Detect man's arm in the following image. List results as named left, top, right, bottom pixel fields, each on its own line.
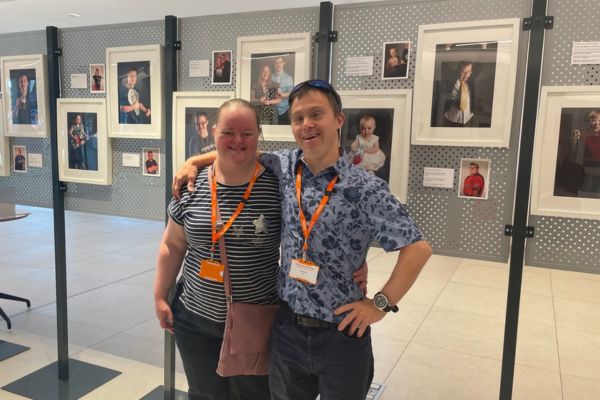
left=334, top=239, right=432, bottom=337
left=172, top=151, right=217, bottom=199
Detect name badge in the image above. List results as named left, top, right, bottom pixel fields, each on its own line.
left=289, top=258, right=320, bottom=285
left=199, top=259, right=224, bottom=283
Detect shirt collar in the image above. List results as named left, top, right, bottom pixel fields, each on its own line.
left=293, top=148, right=349, bottom=180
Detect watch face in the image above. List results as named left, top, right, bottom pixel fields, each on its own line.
left=374, top=294, right=388, bottom=309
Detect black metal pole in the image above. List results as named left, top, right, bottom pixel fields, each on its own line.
left=46, top=26, right=69, bottom=381
left=163, top=14, right=179, bottom=400
left=499, top=1, right=549, bottom=399
left=316, top=1, right=334, bottom=81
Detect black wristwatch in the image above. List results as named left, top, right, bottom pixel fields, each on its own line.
left=373, top=291, right=399, bottom=313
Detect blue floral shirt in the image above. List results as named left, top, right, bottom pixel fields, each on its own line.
left=261, top=149, right=424, bottom=323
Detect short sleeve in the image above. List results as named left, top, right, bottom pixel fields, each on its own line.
left=168, top=193, right=186, bottom=226
left=365, top=180, right=424, bottom=252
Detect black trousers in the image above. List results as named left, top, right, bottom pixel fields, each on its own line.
left=172, top=299, right=271, bottom=400
left=269, top=303, right=374, bottom=400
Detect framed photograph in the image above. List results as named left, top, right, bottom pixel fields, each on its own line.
left=1, top=54, right=49, bottom=137
left=12, top=145, right=27, bottom=173
left=382, top=41, right=410, bottom=80
left=0, top=101, right=8, bottom=176
left=106, top=45, right=163, bottom=139
left=236, top=32, right=311, bottom=141
left=172, top=91, right=234, bottom=172
left=531, top=86, right=600, bottom=220
left=458, top=158, right=491, bottom=199
left=339, top=90, right=412, bottom=203
left=411, top=19, right=520, bottom=147
left=142, top=147, right=160, bottom=177
left=212, top=50, right=232, bottom=85
left=89, top=63, right=105, bottom=93
left=57, top=99, right=111, bottom=185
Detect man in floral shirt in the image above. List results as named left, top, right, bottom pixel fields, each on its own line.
left=174, top=81, right=431, bottom=400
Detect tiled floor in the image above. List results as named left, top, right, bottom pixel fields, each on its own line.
left=1, top=206, right=599, bottom=399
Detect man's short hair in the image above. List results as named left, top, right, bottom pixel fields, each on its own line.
left=288, top=80, right=342, bottom=117
left=469, top=162, right=479, bottom=168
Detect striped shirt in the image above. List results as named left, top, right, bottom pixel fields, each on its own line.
left=169, top=166, right=281, bottom=323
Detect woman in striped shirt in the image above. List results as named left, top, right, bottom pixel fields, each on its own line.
left=154, top=99, right=280, bottom=400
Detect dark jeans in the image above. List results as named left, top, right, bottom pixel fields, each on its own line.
left=269, top=303, right=374, bottom=400
left=172, top=299, right=271, bottom=400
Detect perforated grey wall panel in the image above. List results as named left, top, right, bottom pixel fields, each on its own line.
left=526, top=0, right=600, bottom=273
left=60, top=22, right=165, bottom=219
left=0, top=31, right=53, bottom=207
left=333, top=0, right=531, bottom=262
left=179, top=8, right=319, bottom=153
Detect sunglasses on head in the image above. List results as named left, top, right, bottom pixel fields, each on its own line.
left=288, top=79, right=342, bottom=109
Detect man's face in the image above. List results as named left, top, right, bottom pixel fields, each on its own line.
left=147, top=151, right=153, bottom=160
left=195, top=115, right=208, bottom=134
left=274, top=58, right=285, bottom=73
left=290, top=89, right=344, bottom=164
left=460, top=64, right=473, bottom=82
left=17, top=149, right=22, bottom=156
left=18, top=75, right=28, bottom=95
left=127, top=70, right=137, bottom=88
left=469, top=164, right=479, bottom=175
left=590, top=115, right=600, bottom=132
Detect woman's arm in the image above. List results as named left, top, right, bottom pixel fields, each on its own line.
left=153, top=218, right=188, bottom=333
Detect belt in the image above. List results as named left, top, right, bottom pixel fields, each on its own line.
left=282, top=303, right=337, bottom=328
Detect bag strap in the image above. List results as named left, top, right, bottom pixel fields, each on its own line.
left=207, top=165, right=233, bottom=302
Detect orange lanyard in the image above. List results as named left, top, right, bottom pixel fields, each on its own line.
left=295, top=164, right=338, bottom=260
left=210, top=162, right=260, bottom=256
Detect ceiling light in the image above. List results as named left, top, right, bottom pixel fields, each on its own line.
left=67, top=13, right=82, bottom=18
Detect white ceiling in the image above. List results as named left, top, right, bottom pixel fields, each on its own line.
left=0, top=0, right=370, bottom=35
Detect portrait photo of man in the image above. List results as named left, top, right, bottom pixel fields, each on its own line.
left=185, top=107, right=217, bottom=158
left=553, top=107, right=600, bottom=199
left=458, top=159, right=491, bottom=199
left=249, top=52, right=295, bottom=125
left=9, top=69, right=38, bottom=125
left=117, top=61, right=152, bottom=124
left=143, top=148, right=160, bottom=177
left=13, top=145, right=27, bottom=173
left=430, top=42, right=497, bottom=128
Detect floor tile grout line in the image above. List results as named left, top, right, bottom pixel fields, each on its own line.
left=549, top=269, right=566, bottom=400
left=381, top=260, right=459, bottom=384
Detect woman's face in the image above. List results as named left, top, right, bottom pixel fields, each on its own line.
left=590, top=115, right=600, bottom=132
left=216, top=56, right=223, bottom=68
left=75, top=115, right=81, bottom=124
left=389, top=47, right=398, bottom=58
left=261, top=65, right=271, bottom=81
left=213, top=106, right=260, bottom=166
left=95, top=68, right=99, bottom=75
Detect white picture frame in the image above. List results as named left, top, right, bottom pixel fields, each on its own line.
left=12, top=145, right=27, bottom=173
left=0, top=100, right=8, bottom=176
left=382, top=41, right=411, bottom=80
left=339, top=90, right=413, bottom=203
left=89, top=63, right=105, bottom=94
left=172, top=91, right=234, bottom=172
left=412, top=18, right=520, bottom=147
left=57, top=98, right=112, bottom=185
left=1, top=54, right=49, bottom=137
left=531, top=86, right=600, bottom=220
left=236, top=32, right=311, bottom=142
left=142, top=147, right=160, bottom=177
left=106, top=44, right=164, bottom=139
left=211, top=50, right=232, bottom=85
left=458, top=158, right=491, bottom=200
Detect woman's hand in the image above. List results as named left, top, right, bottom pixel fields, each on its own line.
left=155, top=298, right=174, bottom=334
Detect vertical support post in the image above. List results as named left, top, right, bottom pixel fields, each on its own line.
left=499, top=1, right=549, bottom=399
left=46, top=25, right=69, bottom=381
left=316, top=1, right=334, bottom=81
left=163, top=14, right=179, bottom=400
